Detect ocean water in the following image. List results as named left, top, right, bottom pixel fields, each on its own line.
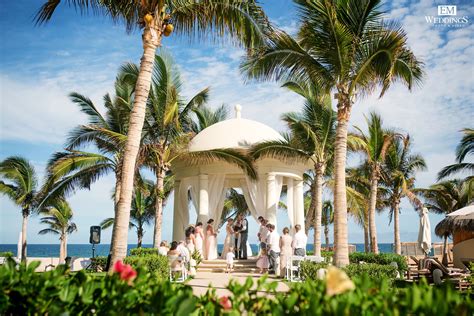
left=0, top=243, right=395, bottom=258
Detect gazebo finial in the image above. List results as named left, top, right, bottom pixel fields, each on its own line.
left=234, top=104, right=242, bottom=119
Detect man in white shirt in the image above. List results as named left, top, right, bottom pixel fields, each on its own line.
left=292, top=224, right=307, bottom=256
left=265, top=223, right=280, bottom=274
left=257, top=217, right=269, bottom=249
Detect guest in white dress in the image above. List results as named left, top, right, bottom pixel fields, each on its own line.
left=279, top=227, right=293, bottom=277
left=194, top=222, right=204, bottom=256
left=205, top=219, right=218, bottom=260
left=185, top=226, right=196, bottom=253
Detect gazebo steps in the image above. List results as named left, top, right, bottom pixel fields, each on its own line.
left=197, top=258, right=258, bottom=273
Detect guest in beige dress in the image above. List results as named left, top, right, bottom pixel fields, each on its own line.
left=279, top=227, right=293, bottom=277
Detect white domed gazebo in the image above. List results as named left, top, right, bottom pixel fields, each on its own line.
left=171, top=105, right=311, bottom=241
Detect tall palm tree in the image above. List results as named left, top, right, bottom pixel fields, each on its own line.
left=101, top=179, right=157, bottom=248
left=381, top=135, right=426, bottom=254
left=250, top=81, right=336, bottom=257
left=349, top=112, right=396, bottom=253
left=321, top=200, right=333, bottom=250
left=0, top=157, right=38, bottom=263
left=36, top=0, right=270, bottom=266
left=438, top=128, right=474, bottom=188
left=241, top=0, right=424, bottom=266
left=38, top=199, right=77, bottom=263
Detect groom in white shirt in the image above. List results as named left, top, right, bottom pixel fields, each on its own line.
left=265, top=223, right=280, bottom=274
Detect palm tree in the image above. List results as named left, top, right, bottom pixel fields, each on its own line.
left=241, top=0, right=424, bottom=266
left=0, top=157, right=38, bottom=262
left=191, top=104, right=229, bottom=133
left=349, top=112, right=396, bottom=253
left=438, top=128, right=473, bottom=187
left=101, top=179, right=156, bottom=248
left=41, top=73, right=134, bottom=210
left=417, top=179, right=472, bottom=215
left=39, top=199, right=77, bottom=263
left=36, top=0, right=270, bottom=266
left=321, top=200, right=333, bottom=250
left=381, top=135, right=426, bottom=254
left=250, top=81, right=336, bottom=257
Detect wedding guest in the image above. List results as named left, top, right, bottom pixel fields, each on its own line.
left=222, top=218, right=234, bottom=259
left=225, top=246, right=235, bottom=273
left=256, top=248, right=270, bottom=274
left=257, top=217, right=269, bottom=250
left=185, top=226, right=196, bottom=253
left=167, top=241, right=183, bottom=273
left=266, top=223, right=280, bottom=275
left=279, top=227, right=292, bottom=277
left=292, top=224, right=308, bottom=256
left=194, top=222, right=204, bottom=256
left=205, top=219, right=218, bottom=260
left=237, top=214, right=249, bottom=259
left=158, top=241, right=169, bottom=256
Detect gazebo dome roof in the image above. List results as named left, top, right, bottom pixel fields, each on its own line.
left=189, top=105, right=283, bottom=152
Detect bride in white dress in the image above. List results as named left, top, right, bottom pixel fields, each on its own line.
left=221, top=218, right=234, bottom=259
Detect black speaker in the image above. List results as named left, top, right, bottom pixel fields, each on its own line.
left=89, top=226, right=101, bottom=244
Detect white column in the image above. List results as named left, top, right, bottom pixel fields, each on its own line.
left=286, top=178, right=295, bottom=232
left=197, top=174, right=209, bottom=223
left=172, top=180, right=185, bottom=241
left=266, top=173, right=277, bottom=227
left=294, top=179, right=305, bottom=229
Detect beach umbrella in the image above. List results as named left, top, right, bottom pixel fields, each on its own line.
left=417, top=207, right=432, bottom=256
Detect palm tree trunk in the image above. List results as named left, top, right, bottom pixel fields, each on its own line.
left=110, top=27, right=161, bottom=268
left=64, top=234, right=68, bottom=260
left=324, top=224, right=330, bottom=250
left=368, top=173, right=379, bottom=253
left=313, top=167, right=324, bottom=258
left=21, top=210, right=28, bottom=263
left=137, top=227, right=143, bottom=248
left=333, top=102, right=351, bottom=267
left=393, top=200, right=401, bottom=255
left=153, top=168, right=165, bottom=248
left=364, top=209, right=370, bottom=252
left=59, top=235, right=65, bottom=263
left=306, top=182, right=316, bottom=233
left=108, top=172, right=122, bottom=255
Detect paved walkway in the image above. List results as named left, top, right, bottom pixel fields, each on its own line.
left=187, top=271, right=290, bottom=296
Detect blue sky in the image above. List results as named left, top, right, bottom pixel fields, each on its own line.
left=0, top=0, right=473, bottom=246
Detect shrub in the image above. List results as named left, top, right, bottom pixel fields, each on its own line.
left=129, top=247, right=158, bottom=256
left=123, top=254, right=169, bottom=279
left=300, top=261, right=329, bottom=280
left=349, top=252, right=408, bottom=273
left=343, top=263, right=398, bottom=280
left=0, top=259, right=472, bottom=315
left=88, top=256, right=108, bottom=272
left=0, top=252, right=14, bottom=257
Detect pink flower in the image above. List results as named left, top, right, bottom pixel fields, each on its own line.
left=113, top=260, right=137, bottom=285
left=219, top=296, right=232, bottom=310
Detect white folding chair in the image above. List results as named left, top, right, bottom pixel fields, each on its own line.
left=169, top=255, right=187, bottom=282
left=286, top=256, right=305, bottom=282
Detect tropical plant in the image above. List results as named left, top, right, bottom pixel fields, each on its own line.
left=220, top=189, right=250, bottom=226
left=349, top=112, right=397, bottom=253
left=242, top=0, right=424, bottom=266
left=101, top=179, right=156, bottom=248
left=250, top=81, right=336, bottom=257
left=438, top=128, right=474, bottom=189
left=0, top=157, right=38, bottom=262
left=321, top=200, right=333, bottom=250
left=381, top=135, right=426, bottom=254
left=38, top=199, right=77, bottom=263
left=417, top=179, right=472, bottom=215
left=36, top=0, right=271, bottom=266
left=191, top=104, right=229, bottom=133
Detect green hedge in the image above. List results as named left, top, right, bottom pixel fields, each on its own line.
left=129, top=247, right=158, bottom=256
left=123, top=254, right=169, bottom=279
left=349, top=252, right=408, bottom=273
left=88, top=256, right=108, bottom=272
left=300, top=262, right=399, bottom=281
left=0, top=252, right=14, bottom=258
left=1, top=259, right=472, bottom=315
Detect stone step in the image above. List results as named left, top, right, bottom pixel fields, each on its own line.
left=197, top=267, right=260, bottom=273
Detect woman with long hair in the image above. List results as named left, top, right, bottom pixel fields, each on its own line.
left=205, top=219, right=218, bottom=260
left=194, top=222, right=204, bottom=256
